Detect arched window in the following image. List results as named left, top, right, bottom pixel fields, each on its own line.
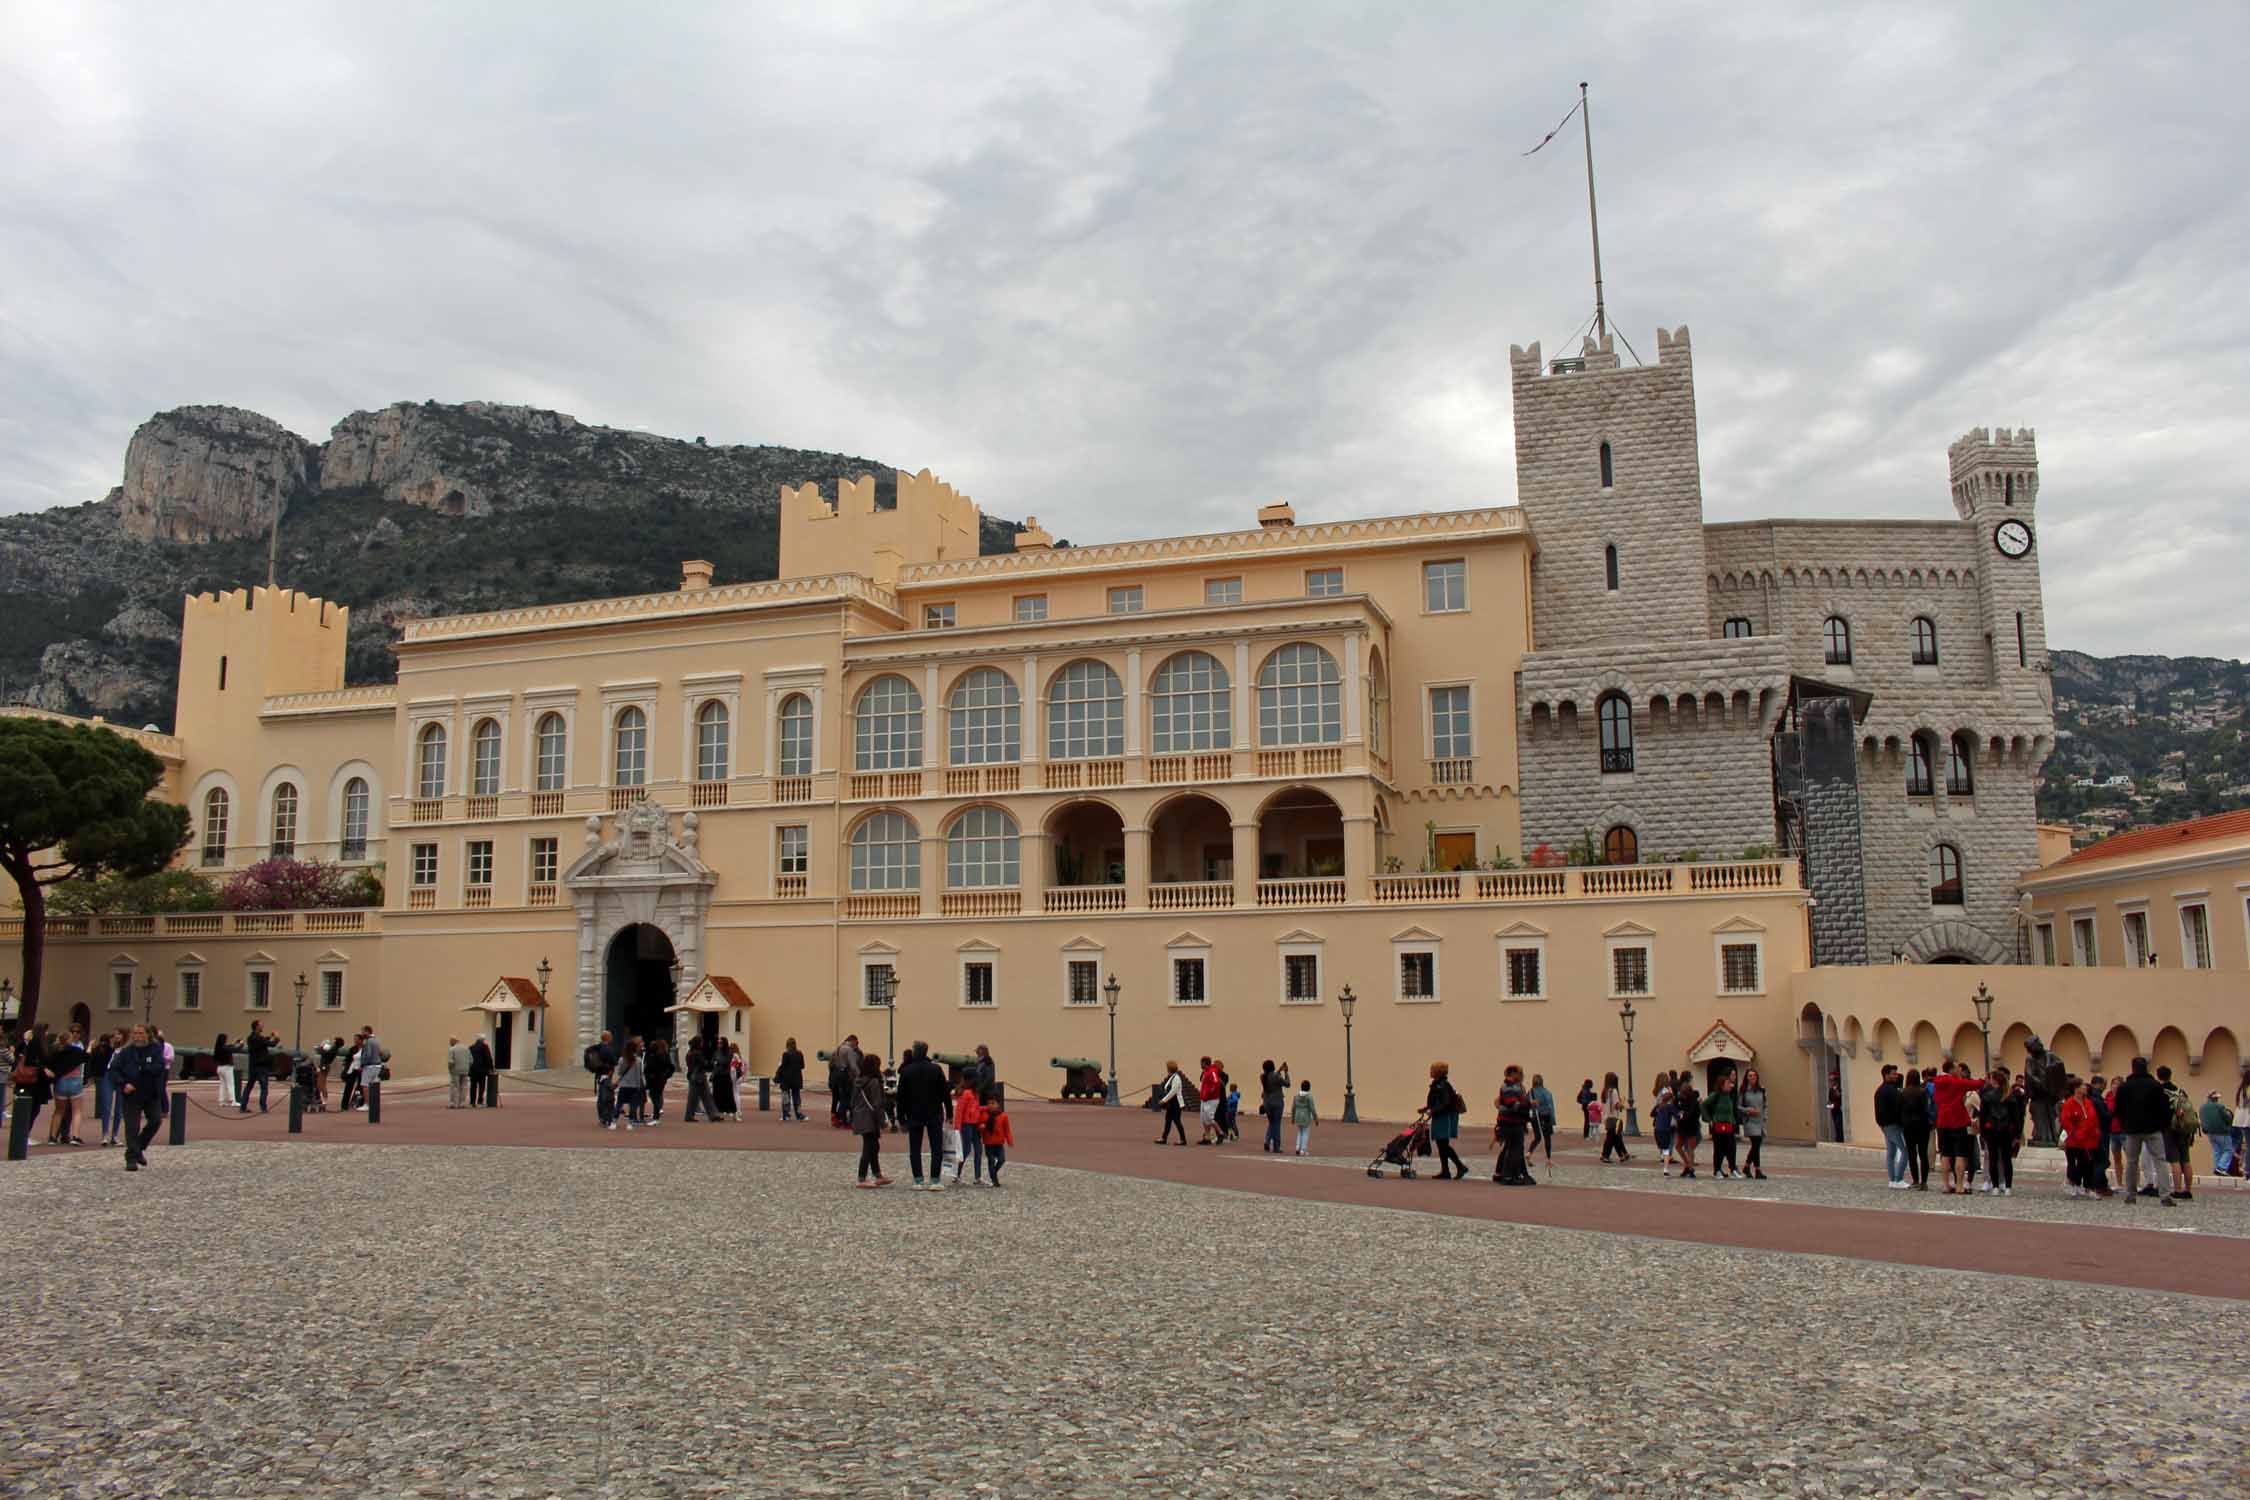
left=1930, top=843, right=1964, bottom=906
left=945, top=806, right=1020, bottom=888
left=1150, top=652, right=1229, bottom=752
left=1604, top=544, right=1620, bottom=592
left=1603, top=825, right=1638, bottom=865
left=947, top=668, right=1021, bottom=765
left=776, top=694, right=813, bottom=777
left=200, top=788, right=229, bottom=867
left=415, top=723, right=447, bottom=798
left=695, top=700, right=730, bottom=782
left=1911, top=616, right=1939, bottom=666
left=1946, top=732, right=1974, bottom=796
left=1256, top=643, right=1342, bottom=746
left=1906, top=734, right=1935, bottom=797
left=1823, top=616, right=1852, bottom=666
left=612, top=706, right=647, bottom=788
left=341, top=777, right=369, bottom=862
left=849, top=810, right=920, bottom=891
left=534, top=713, right=568, bottom=792
left=270, top=783, right=298, bottom=859
left=1597, top=693, right=1634, bottom=773
left=1599, top=440, right=1614, bottom=489
left=470, top=718, right=502, bottom=796
left=853, top=676, right=923, bottom=771
left=1722, top=617, right=1753, bottom=639
left=1046, top=660, right=1124, bottom=760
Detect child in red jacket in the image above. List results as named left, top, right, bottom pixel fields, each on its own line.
left=980, top=1090, right=1014, bottom=1187
left=952, top=1081, right=986, bottom=1185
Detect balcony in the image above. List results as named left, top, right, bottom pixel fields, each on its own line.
left=1600, top=748, right=1635, bottom=775
left=843, top=893, right=919, bottom=919
left=1429, top=757, right=1474, bottom=786
left=410, top=798, right=444, bottom=823
left=773, top=873, right=808, bottom=900
left=940, top=890, right=1022, bottom=917
left=608, top=787, right=644, bottom=810
left=0, top=910, right=381, bottom=940
left=528, top=883, right=560, bottom=908
left=1149, top=752, right=1233, bottom=784
left=772, top=776, right=815, bottom=804
left=944, top=765, right=1021, bottom=796
left=529, top=791, right=566, bottom=816
left=1367, top=861, right=1796, bottom=905
left=691, top=781, right=730, bottom=808
left=1149, top=880, right=1233, bottom=911
left=409, top=888, right=436, bottom=910
left=1257, top=877, right=1346, bottom=908
left=464, top=886, right=494, bottom=909
left=465, top=794, right=500, bottom=820
left=1043, top=885, right=1125, bottom=914
left=848, top=771, right=926, bottom=800
left=1043, top=759, right=1124, bottom=791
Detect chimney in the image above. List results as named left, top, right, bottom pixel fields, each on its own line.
left=680, top=559, right=714, bottom=592
left=1257, top=502, right=1296, bottom=528
left=1011, top=516, right=1053, bottom=552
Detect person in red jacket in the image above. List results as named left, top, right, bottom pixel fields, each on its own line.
left=2059, top=1078, right=2109, bottom=1198
left=1930, top=1061, right=1985, bottom=1195
left=952, top=1081, right=987, bottom=1186
left=1198, top=1056, right=1223, bottom=1144
left=980, top=1090, right=1014, bottom=1187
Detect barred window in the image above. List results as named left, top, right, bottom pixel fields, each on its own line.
left=1399, top=950, right=1436, bottom=1001
left=776, top=694, right=813, bottom=777
left=1504, top=946, right=1543, bottom=1000
left=320, top=971, right=345, bottom=1010
left=1172, top=957, right=1207, bottom=1004
left=470, top=718, right=502, bottom=796
left=534, top=713, right=568, bottom=791
left=1256, top=643, right=1342, bottom=746
left=1066, top=959, right=1100, bottom=1006
left=947, top=668, right=1021, bottom=765
left=945, top=806, right=1020, bottom=889
left=863, top=963, right=896, bottom=1007
left=179, top=971, right=202, bottom=1011
left=962, top=962, right=995, bottom=1007
left=1046, top=660, right=1124, bottom=760
left=247, top=971, right=272, bottom=1011
left=1150, top=651, right=1229, bottom=752
left=1720, top=942, right=1761, bottom=994
left=695, top=701, right=731, bottom=782
left=849, top=811, right=920, bottom=892
left=612, top=707, right=647, bottom=788
left=1283, top=953, right=1320, bottom=1004
left=416, top=723, right=448, bottom=798
left=1610, top=945, right=1650, bottom=996
left=853, top=676, right=923, bottom=771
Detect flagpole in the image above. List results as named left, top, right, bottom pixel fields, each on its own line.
left=1580, top=80, right=1606, bottom=345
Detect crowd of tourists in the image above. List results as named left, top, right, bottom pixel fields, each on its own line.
left=4, top=1022, right=172, bottom=1167
left=579, top=1030, right=751, bottom=1129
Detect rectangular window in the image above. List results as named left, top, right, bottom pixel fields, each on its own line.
left=1422, top=559, right=1467, bottom=612
left=1107, top=586, right=1144, bottom=615
left=1172, top=956, right=1207, bottom=1004
left=178, top=971, right=202, bottom=1011
left=2180, top=903, right=2212, bottom=969
left=1305, top=567, right=1344, bottom=597
left=2071, top=916, right=2097, bottom=966
left=1720, top=942, right=1761, bottom=994
left=466, top=840, right=494, bottom=887
left=411, top=843, right=438, bottom=887
left=2123, top=909, right=2150, bottom=968
left=247, top=971, right=272, bottom=1011
left=862, top=963, right=895, bottom=1008
left=777, top=825, right=809, bottom=875
left=1722, top=617, right=1753, bottom=639
left=320, top=970, right=345, bottom=1010
left=1283, top=952, right=1320, bottom=1004
left=924, top=603, right=956, bottom=629
left=1399, top=950, right=1436, bottom=1001
left=1610, top=945, right=1650, bottom=997
left=1066, top=959, right=1100, bottom=1007
left=111, top=972, right=133, bottom=1011
left=962, top=961, right=995, bottom=1007
left=1429, top=685, right=1472, bottom=759
left=1204, top=577, right=1243, bottom=606
left=2016, top=611, right=2027, bottom=668
left=1504, top=946, right=1544, bottom=1000
left=530, top=836, right=559, bottom=885
left=1013, top=595, right=1048, bottom=623
left=2035, top=922, right=2057, bottom=966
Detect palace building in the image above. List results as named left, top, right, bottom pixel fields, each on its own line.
left=9, top=321, right=2128, bottom=1134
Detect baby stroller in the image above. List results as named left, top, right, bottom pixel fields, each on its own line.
left=1367, top=1111, right=1433, bottom=1179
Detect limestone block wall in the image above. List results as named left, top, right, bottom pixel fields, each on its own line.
left=1857, top=741, right=2041, bottom=963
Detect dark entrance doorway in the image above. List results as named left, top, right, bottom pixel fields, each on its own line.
left=605, top=924, right=677, bottom=1046
left=70, top=1002, right=92, bottom=1038
left=492, top=1011, right=515, bottom=1070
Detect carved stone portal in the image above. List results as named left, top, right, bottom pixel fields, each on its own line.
left=562, top=802, right=717, bottom=1058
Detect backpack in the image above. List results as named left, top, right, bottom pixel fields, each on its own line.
left=2167, top=1086, right=2198, bottom=1139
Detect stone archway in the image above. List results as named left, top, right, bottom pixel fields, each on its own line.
left=563, top=801, right=717, bottom=1058
left=1898, top=919, right=2009, bottom=965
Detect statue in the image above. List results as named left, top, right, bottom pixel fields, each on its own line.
left=2022, top=1034, right=2066, bottom=1146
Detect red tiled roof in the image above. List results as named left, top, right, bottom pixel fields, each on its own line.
left=704, top=975, right=755, bottom=1008
left=492, top=976, right=548, bottom=1008
left=2049, top=808, right=2250, bottom=870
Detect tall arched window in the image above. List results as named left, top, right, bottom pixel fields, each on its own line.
left=1597, top=693, right=1634, bottom=773
left=1367, top=649, right=1389, bottom=757
left=1603, top=825, right=1637, bottom=865
left=470, top=718, right=502, bottom=797
left=1946, top=732, right=1975, bottom=796
left=695, top=700, right=731, bottom=782
left=946, top=806, right=1020, bottom=888
left=1046, top=660, right=1124, bottom=760
left=1929, top=843, right=1964, bottom=906
left=776, top=693, right=813, bottom=776
left=200, top=788, right=229, bottom=867
left=415, top=723, right=447, bottom=798
left=1906, top=733, right=1935, bottom=797
left=1150, top=652, right=1229, bottom=752
left=270, top=783, right=298, bottom=859
left=341, top=777, right=369, bottom=862
left=947, top=668, right=1021, bottom=765
left=534, top=712, right=568, bottom=791
left=1256, top=643, right=1342, bottom=746
left=853, top=676, right=923, bottom=771
left=612, top=707, right=648, bottom=788
left=1604, top=544, right=1620, bottom=592
left=1911, top=616, right=1939, bottom=666
left=1823, top=616, right=1852, bottom=666
left=1599, top=440, right=1614, bottom=489
left=849, top=810, right=920, bottom=891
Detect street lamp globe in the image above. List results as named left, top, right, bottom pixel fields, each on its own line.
left=1102, top=973, right=1121, bottom=1016
left=536, top=956, right=553, bottom=997
left=1971, top=983, right=1994, bottom=1030
left=1619, top=1000, right=1637, bottom=1039
left=1337, top=984, right=1357, bottom=1022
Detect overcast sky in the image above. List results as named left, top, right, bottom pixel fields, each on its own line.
left=4, top=3, right=2245, bottom=656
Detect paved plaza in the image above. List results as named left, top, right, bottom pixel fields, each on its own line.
left=6, top=1104, right=2248, bottom=1498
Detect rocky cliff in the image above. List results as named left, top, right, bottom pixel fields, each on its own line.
left=1, top=401, right=1024, bottom=728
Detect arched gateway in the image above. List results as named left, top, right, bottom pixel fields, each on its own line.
left=564, top=801, right=717, bottom=1054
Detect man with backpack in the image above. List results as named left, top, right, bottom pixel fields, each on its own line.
left=583, top=1030, right=617, bottom=1129
left=2157, top=1064, right=2198, bottom=1201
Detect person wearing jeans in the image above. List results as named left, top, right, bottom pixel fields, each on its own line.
left=1155, top=1063, right=1189, bottom=1146
left=1873, top=1066, right=1907, bottom=1188
left=1291, top=1080, right=1318, bottom=1156
left=895, top=1042, right=950, bottom=1189
left=2113, top=1057, right=2175, bottom=1206
left=776, top=1038, right=806, bottom=1122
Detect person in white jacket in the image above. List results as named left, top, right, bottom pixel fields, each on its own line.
left=1155, top=1060, right=1189, bottom=1146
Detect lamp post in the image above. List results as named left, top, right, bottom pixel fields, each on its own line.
left=1972, top=982, right=1995, bottom=1074
left=291, top=972, right=308, bottom=1058
left=1338, top=983, right=1359, bottom=1124
left=1619, top=999, right=1640, bottom=1136
left=535, top=956, right=552, bottom=1070
left=1102, top=973, right=1121, bottom=1106
left=141, top=974, right=157, bottom=1028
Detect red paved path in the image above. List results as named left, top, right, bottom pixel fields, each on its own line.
left=30, top=1077, right=2246, bottom=1301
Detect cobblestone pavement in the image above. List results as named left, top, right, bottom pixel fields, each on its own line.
left=6, top=1144, right=2246, bottom=1499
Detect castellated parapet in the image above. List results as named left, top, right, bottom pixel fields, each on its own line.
left=1947, top=426, right=2039, bottom=520
left=778, top=467, right=981, bottom=586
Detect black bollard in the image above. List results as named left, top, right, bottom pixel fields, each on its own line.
left=758, top=1075, right=771, bottom=1113
left=366, top=1080, right=380, bottom=1125
left=485, top=1071, right=499, bottom=1108
left=288, top=1083, right=305, bottom=1134
left=6, top=1098, right=30, bottom=1161
left=168, top=1089, right=187, bottom=1146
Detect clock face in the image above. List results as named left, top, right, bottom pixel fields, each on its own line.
left=1994, top=519, right=2034, bottom=558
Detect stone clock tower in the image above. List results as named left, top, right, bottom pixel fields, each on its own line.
left=1947, top=427, right=2051, bottom=717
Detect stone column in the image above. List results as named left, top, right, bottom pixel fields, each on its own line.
left=1021, top=655, right=1042, bottom=770
left=1343, top=633, right=1363, bottom=744
left=1233, top=642, right=1253, bottom=754
left=920, top=833, right=943, bottom=916
left=1124, top=648, right=1143, bottom=759
left=922, top=665, right=941, bottom=777
left=1124, top=825, right=1151, bottom=910
left=1232, top=820, right=1261, bottom=909
left=1342, top=813, right=1376, bottom=904
left=1019, top=828, right=1047, bottom=913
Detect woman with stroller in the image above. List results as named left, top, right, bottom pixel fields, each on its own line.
left=1427, top=1062, right=1469, bottom=1180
